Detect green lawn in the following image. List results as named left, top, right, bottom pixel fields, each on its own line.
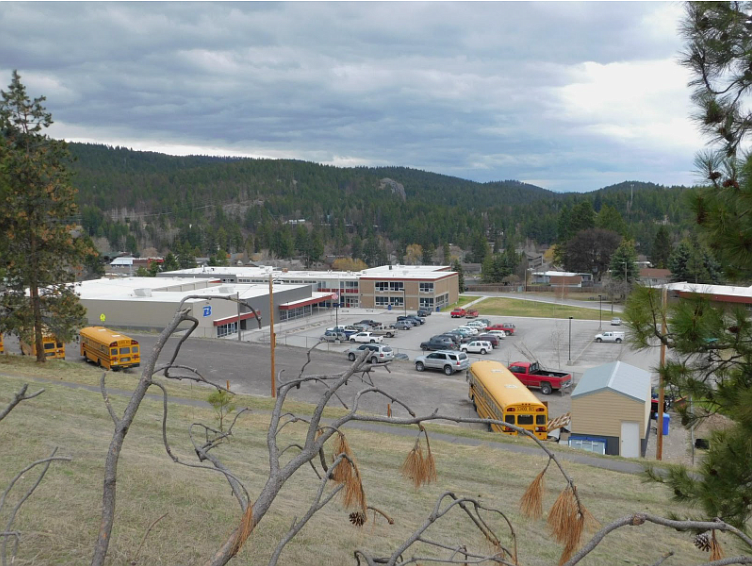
left=473, top=296, right=606, bottom=320
left=441, top=295, right=480, bottom=311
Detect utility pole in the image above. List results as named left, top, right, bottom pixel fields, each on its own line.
left=657, top=285, right=667, bottom=460
left=269, top=273, right=276, bottom=398
left=567, top=316, right=573, bottom=365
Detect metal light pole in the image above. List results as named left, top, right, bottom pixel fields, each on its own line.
left=402, top=288, right=407, bottom=316
left=567, top=316, right=573, bottom=365
left=598, top=294, right=602, bottom=330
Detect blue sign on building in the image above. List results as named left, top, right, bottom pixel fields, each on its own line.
left=203, top=305, right=212, bottom=317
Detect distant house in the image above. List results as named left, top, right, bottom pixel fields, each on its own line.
left=639, top=268, right=671, bottom=286
left=532, top=271, right=592, bottom=288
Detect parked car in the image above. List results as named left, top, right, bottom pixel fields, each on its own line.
left=456, top=326, right=479, bottom=336
left=437, top=333, right=463, bottom=346
left=611, top=317, right=622, bottom=326
left=345, top=344, right=394, bottom=364
left=349, top=332, right=383, bottom=344
left=405, top=315, right=425, bottom=325
left=414, top=350, right=470, bottom=375
left=321, top=330, right=347, bottom=342
left=475, top=318, right=492, bottom=327
left=475, top=333, right=500, bottom=347
left=417, top=307, right=432, bottom=317
left=465, top=309, right=479, bottom=318
left=460, top=340, right=493, bottom=355
left=420, top=336, right=458, bottom=351
left=466, top=320, right=487, bottom=329
left=351, top=323, right=371, bottom=331
left=390, top=320, right=413, bottom=330
left=450, top=308, right=467, bottom=318
left=486, top=324, right=516, bottom=336
left=594, top=331, right=625, bottom=343
left=358, top=319, right=381, bottom=328
left=326, top=325, right=360, bottom=338
left=394, top=352, right=410, bottom=361
left=484, top=330, right=507, bottom=340
left=508, top=361, right=572, bottom=395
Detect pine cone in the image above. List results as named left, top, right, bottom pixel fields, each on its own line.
left=349, top=511, right=366, bottom=527
left=694, top=531, right=712, bottom=552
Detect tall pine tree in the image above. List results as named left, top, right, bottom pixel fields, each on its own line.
left=0, top=71, right=91, bottom=361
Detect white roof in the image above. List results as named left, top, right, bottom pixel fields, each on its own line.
left=572, top=361, right=650, bottom=403
left=110, top=257, right=135, bottom=266
left=664, top=282, right=752, bottom=299
left=163, top=264, right=456, bottom=281
left=534, top=271, right=580, bottom=277
left=74, top=277, right=307, bottom=303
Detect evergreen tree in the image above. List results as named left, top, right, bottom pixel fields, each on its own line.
left=0, top=71, right=91, bottom=361
left=624, top=3, right=752, bottom=527
left=421, top=243, right=435, bottom=265
left=569, top=200, right=596, bottom=234
left=595, top=204, right=628, bottom=237
left=162, top=252, right=179, bottom=272
left=608, top=240, right=639, bottom=283
left=668, top=239, right=722, bottom=284
left=650, top=225, right=672, bottom=269
left=452, top=259, right=465, bottom=292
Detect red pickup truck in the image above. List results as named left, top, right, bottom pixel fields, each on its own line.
left=450, top=308, right=467, bottom=318
left=508, top=361, right=572, bottom=395
left=486, top=323, right=516, bottom=336
left=465, top=309, right=479, bottom=318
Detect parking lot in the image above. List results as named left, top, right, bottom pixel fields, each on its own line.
left=263, top=307, right=662, bottom=421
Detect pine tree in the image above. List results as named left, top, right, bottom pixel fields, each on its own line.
left=608, top=240, right=638, bottom=283
left=650, top=225, right=672, bottom=269
left=0, top=71, right=91, bottom=361
left=452, top=259, right=465, bottom=292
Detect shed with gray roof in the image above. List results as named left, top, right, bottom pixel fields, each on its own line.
left=569, top=361, right=652, bottom=458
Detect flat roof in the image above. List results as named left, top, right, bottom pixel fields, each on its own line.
left=75, top=277, right=307, bottom=303
left=163, top=264, right=456, bottom=281
left=664, top=282, right=752, bottom=299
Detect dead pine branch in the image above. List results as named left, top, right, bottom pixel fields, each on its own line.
left=0, top=383, right=44, bottom=423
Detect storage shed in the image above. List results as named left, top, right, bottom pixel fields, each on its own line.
left=569, top=361, right=651, bottom=458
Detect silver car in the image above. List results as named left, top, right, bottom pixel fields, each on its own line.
left=414, top=350, right=470, bottom=375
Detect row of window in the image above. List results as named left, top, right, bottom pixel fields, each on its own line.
left=375, top=296, right=404, bottom=306
left=375, top=281, right=404, bottom=292
left=279, top=304, right=313, bottom=321
left=217, top=322, right=238, bottom=338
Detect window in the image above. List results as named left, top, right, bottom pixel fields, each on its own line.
left=536, top=414, right=547, bottom=425
left=375, top=297, right=389, bottom=306
left=435, top=293, right=449, bottom=307
left=504, top=414, right=515, bottom=424
left=279, top=305, right=311, bottom=321
left=217, top=322, right=238, bottom=338
left=110, top=349, right=117, bottom=356
left=389, top=296, right=403, bottom=306
left=568, top=437, right=606, bottom=455
left=375, top=281, right=404, bottom=292
left=419, top=297, right=435, bottom=308
left=119, top=347, right=131, bottom=355
left=419, top=282, right=434, bottom=293
left=132, top=346, right=139, bottom=354
left=517, top=414, right=534, bottom=425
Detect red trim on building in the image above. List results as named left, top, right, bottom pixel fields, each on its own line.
left=675, top=291, right=752, bottom=304
left=279, top=294, right=336, bottom=310
left=358, top=273, right=456, bottom=282
left=213, top=312, right=262, bottom=326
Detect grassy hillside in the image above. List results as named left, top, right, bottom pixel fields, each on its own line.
left=0, top=356, right=705, bottom=565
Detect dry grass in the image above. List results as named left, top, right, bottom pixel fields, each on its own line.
left=441, top=296, right=480, bottom=311
left=0, top=368, right=709, bottom=566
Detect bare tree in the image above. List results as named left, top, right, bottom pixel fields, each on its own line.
left=90, top=295, right=752, bottom=566
left=0, top=384, right=70, bottom=566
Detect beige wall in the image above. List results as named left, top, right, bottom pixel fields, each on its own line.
left=571, top=389, right=649, bottom=439
left=358, top=273, right=459, bottom=310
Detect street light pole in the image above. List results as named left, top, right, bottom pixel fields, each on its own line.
left=598, top=294, right=602, bottom=330
left=402, top=288, right=407, bottom=316
left=568, top=316, right=573, bottom=365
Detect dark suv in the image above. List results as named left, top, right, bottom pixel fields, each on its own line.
left=420, top=336, right=457, bottom=351
left=417, top=307, right=432, bottom=317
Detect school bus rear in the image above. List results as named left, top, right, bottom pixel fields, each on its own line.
left=80, top=326, right=140, bottom=370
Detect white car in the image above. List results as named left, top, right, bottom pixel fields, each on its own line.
left=466, top=320, right=487, bottom=329
left=485, top=330, right=506, bottom=340
left=460, top=340, right=493, bottom=355
left=349, top=332, right=383, bottom=344
left=457, top=326, right=479, bottom=336
left=611, top=318, right=622, bottom=326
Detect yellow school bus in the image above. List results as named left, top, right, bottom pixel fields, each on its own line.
left=20, top=333, right=66, bottom=359
left=468, top=360, right=548, bottom=440
left=80, top=326, right=141, bottom=371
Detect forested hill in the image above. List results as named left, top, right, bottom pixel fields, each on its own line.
left=67, top=143, right=693, bottom=262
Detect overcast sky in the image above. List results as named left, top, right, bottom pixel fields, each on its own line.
left=0, top=2, right=701, bottom=192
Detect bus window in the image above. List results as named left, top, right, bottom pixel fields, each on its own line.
left=132, top=346, right=139, bottom=354
left=536, top=414, right=547, bottom=425
left=110, top=349, right=117, bottom=356
left=504, top=414, right=515, bottom=424
left=44, top=343, right=55, bottom=350
left=119, top=347, right=130, bottom=355
left=518, top=414, right=533, bottom=425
